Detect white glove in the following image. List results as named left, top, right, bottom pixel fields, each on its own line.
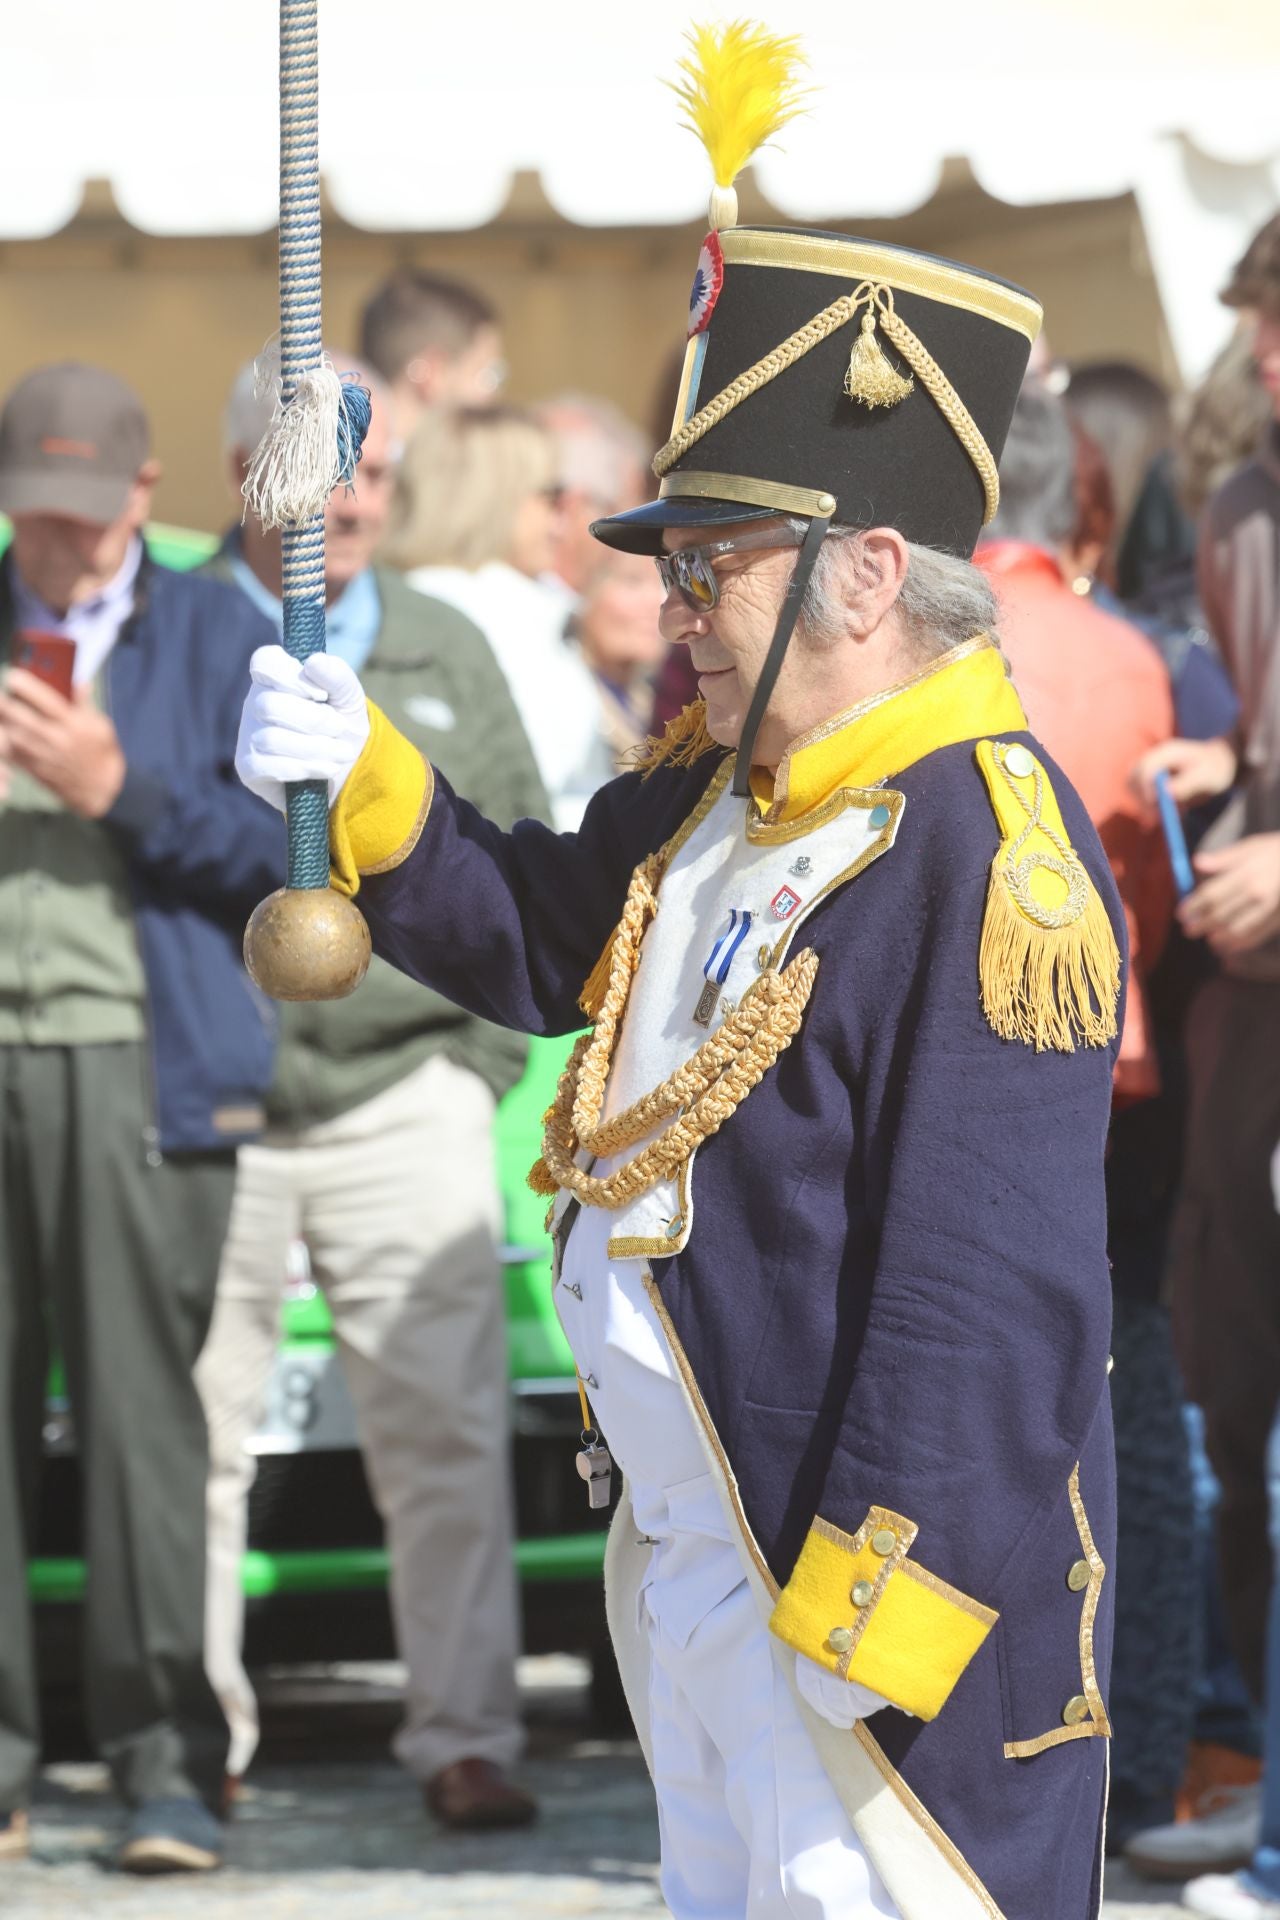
left=795, top=1654, right=891, bottom=1729
left=236, top=645, right=371, bottom=814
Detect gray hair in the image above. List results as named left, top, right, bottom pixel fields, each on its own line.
left=533, top=393, right=649, bottom=510
left=797, top=521, right=1000, bottom=662
left=985, top=381, right=1078, bottom=549
left=223, top=351, right=389, bottom=458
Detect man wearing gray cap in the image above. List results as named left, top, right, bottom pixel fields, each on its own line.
left=0, top=363, right=284, bottom=1873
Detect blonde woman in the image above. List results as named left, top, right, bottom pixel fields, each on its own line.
left=382, top=406, right=612, bottom=830
left=575, top=547, right=668, bottom=773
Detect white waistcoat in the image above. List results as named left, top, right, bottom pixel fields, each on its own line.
left=576, top=759, right=903, bottom=1260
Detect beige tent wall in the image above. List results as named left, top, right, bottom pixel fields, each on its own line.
left=0, top=165, right=1174, bottom=533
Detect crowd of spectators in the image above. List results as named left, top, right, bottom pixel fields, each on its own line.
left=1, top=212, right=1279, bottom=1909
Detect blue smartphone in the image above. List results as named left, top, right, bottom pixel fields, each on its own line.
left=1154, top=770, right=1196, bottom=898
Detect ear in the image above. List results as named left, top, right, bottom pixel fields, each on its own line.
left=406, top=351, right=444, bottom=401
left=844, top=527, right=910, bottom=637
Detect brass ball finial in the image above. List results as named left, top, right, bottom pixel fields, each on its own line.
left=244, top=886, right=372, bottom=1002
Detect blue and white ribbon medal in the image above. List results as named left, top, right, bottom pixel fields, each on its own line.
left=693, top=908, right=753, bottom=1027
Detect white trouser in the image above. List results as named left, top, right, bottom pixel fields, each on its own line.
left=196, top=1053, right=522, bottom=1781
left=644, top=1532, right=900, bottom=1920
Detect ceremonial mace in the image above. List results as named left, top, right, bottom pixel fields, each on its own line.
left=242, top=0, right=373, bottom=1002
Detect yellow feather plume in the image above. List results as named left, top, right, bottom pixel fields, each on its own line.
left=667, top=19, right=811, bottom=209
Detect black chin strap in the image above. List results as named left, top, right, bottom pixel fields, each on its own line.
left=731, top=511, right=833, bottom=798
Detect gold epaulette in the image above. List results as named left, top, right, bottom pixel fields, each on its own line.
left=975, top=740, right=1120, bottom=1053
left=631, top=698, right=719, bottom=778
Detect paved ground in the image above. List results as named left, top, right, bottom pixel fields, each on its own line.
left=7, top=1658, right=1191, bottom=1918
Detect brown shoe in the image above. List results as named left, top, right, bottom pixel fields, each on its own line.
left=0, top=1810, right=29, bottom=1862
left=424, top=1759, right=537, bottom=1831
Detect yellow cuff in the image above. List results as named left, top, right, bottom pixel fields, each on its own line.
left=329, top=700, right=433, bottom=898
left=769, top=1507, right=998, bottom=1722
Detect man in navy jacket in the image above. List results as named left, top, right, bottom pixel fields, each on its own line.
left=238, top=226, right=1125, bottom=1917
left=0, top=365, right=283, bottom=1874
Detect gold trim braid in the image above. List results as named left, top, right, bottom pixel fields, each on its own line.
left=654, top=285, right=866, bottom=475
left=854, top=1724, right=1009, bottom=1919
left=1002, top=1462, right=1111, bottom=1759
left=875, top=299, right=1000, bottom=524
left=720, top=229, right=1042, bottom=344
left=531, top=855, right=819, bottom=1209
left=653, top=283, right=1000, bottom=525
left=642, top=1267, right=779, bottom=1597
left=658, top=470, right=836, bottom=518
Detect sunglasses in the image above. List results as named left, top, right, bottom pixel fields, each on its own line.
left=655, top=525, right=805, bottom=613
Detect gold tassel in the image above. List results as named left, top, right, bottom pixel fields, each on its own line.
left=979, top=858, right=1121, bottom=1053
left=844, top=307, right=914, bottom=410
left=527, top=1156, right=559, bottom=1197
left=630, top=698, right=719, bottom=778
left=578, top=931, right=620, bottom=1022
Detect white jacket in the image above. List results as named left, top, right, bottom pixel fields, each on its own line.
left=406, top=562, right=613, bottom=832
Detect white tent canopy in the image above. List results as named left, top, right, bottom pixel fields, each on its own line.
left=3, top=0, right=1278, bottom=376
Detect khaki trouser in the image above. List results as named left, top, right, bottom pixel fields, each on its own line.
left=196, top=1053, right=523, bottom=1780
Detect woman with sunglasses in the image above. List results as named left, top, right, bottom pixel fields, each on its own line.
left=237, top=210, right=1126, bottom=1920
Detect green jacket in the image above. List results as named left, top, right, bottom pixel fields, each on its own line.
left=206, top=554, right=551, bottom=1127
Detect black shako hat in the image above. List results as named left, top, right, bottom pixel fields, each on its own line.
left=593, top=226, right=1042, bottom=561
left=590, top=21, right=1043, bottom=793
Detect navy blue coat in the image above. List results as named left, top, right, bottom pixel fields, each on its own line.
left=360, top=731, right=1122, bottom=1919
left=2, top=554, right=286, bottom=1152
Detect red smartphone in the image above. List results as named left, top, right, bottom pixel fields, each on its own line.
left=13, top=630, right=76, bottom=700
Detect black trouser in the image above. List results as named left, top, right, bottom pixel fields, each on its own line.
left=1171, top=976, right=1280, bottom=1702
left=1108, top=1293, right=1198, bottom=1805
left=0, top=1043, right=231, bottom=1813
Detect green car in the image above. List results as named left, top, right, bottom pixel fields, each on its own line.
left=26, top=525, right=616, bottom=1707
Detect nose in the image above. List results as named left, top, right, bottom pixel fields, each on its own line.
left=657, top=578, right=710, bottom=648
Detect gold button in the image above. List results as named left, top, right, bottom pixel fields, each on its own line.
left=871, top=1528, right=897, bottom=1556
left=1003, top=743, right=1035, bottom=779
left=1062, top=1694, right=1090, bottom=1726
left=828, top=1626, right=855, bottom=1653
left=851, top=1579, right=875, bottom=1608
left=816, top=492, right=837, bottom=515
left=757, top=944, right=772, bottom=969
left=1067, top=1559, right=1091, bottom=1593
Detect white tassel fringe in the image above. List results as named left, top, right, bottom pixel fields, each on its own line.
left=241, top=353, right=345, bottom=531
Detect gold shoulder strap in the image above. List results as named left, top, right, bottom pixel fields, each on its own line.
left=975, top=740, right=1120, bottom=1053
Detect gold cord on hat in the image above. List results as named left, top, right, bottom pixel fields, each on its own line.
left=653, top=281, right=1001, bottom=525
left=843, top=284, right=914, bottom=408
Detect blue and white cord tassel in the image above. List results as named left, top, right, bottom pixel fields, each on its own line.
left=242, top=354, right=372, bottom=531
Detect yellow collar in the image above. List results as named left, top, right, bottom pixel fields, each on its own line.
left=749, top=635, right=1026, bottom=824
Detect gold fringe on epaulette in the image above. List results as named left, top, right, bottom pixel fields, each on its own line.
left=631, top=699, right=718, bottom=778
left=979, top=860, right=1120, bottom=1053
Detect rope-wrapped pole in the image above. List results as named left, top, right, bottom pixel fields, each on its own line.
left=277, top=0, right=328, bottom=889
left=243, top=0, right=372, bottom=1001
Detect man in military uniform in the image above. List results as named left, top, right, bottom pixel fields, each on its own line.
left=235, top=83, right=1124, bottom=1920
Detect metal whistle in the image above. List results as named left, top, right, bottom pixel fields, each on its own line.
left=575, top=1441, right=614, bottom=1511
